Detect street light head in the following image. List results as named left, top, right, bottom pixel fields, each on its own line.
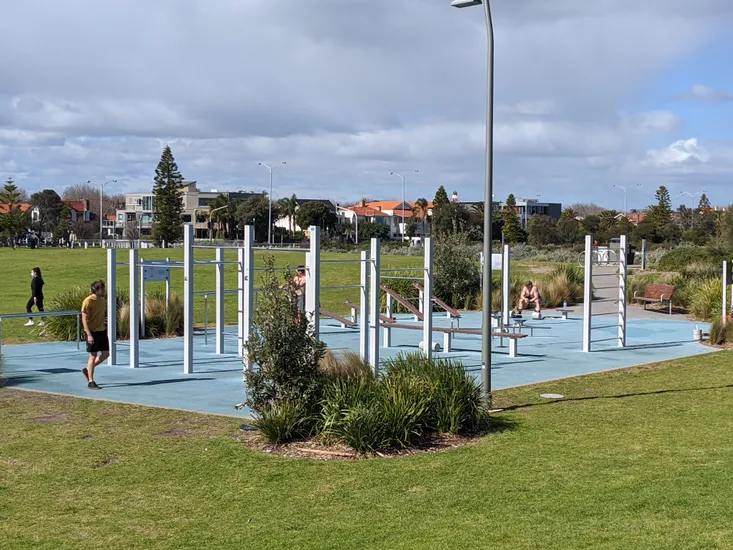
left=281, top=161, right=286, bottom=165
left=414, top=169, right=419, bottom=173
left=451, top=0, right=482, bottom=7
left=258, top=162, right=262, bottom=166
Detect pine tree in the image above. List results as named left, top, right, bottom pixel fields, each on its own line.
left=698, top=193, right=711, bottom=211
left=434, top=186, right=450, bottom=208
left=649, top=185, right=672, bottom=228
left=502, top=194, right=523, bottom=244
left=0, top=178, right=28, bottom=240
left=152, top=146, right=185, bottom=245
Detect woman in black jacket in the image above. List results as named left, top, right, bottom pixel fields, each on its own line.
left=25, top=267, right=45, bottom=326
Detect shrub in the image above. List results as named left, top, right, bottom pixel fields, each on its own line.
left=244, top=256, right=327, bottom=420
left=320, top=376, right=384, bottom=450
left=434, top=233, right=481, bottom=309
left=688, top=279, right=722, bottom=322
left=657, top=247, right=716, bottom=273
left=43, top=285, right=89, bottom=341
left=682, top=261, right=721, bottom=280
left=319, top=350, right=372, bottom=381
left=118, top=303, right=131, bottom=339
left=708, top=318, right=726, bottom=346
left=253, top=399, right=314, bottom=444
left=380, top=373, right=430, bottom=447
left=117, top=293, right=184, bottom=339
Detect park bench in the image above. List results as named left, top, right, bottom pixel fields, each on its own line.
left=380, top=322, right=527, bottom=358
left=554, top=308, right=574, bottom=320
left=319, top=308, right=357, bottom=329
left=413, top=282, right=461, bottom=320
left=381, top=285, right=423, bottom=321
left=632, top=283, right=675, bottom=315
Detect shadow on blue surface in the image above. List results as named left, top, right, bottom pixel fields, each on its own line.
left=1, top=312, right=716, bottom=417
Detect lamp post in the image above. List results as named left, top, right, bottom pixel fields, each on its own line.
left=209, top=205, right=228, bottom=240
left=258, top=161, right=286, bottom=246
left=336, top=205, right=358, bottom=244
left=451, top=0, right=494, bottom=403
left=90, top=179, right=117, bottom=243
left=391, top=169, right=419, bottom=241
left=612, top=184, right=641, bottom=216
left=679, top=191, right=705, bottom=229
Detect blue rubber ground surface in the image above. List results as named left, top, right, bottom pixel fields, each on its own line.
left=1, top=312, right=714, bottom=418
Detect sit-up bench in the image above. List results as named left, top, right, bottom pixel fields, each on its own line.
left=320, top=308, right=357, bottom=329
left=380, top=322, right=527, bottom=358
left=344, top=299, right=397, bottom=324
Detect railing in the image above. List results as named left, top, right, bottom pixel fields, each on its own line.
left=0, top=310, right=82, bottom=355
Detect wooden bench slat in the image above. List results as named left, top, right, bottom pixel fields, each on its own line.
left=320, top=308, right=356, bottom=328
left=345, top=300, right=397, bottom=323
left=381, top=285, right=424, bottom=320
left=380, top=323, right=526, bottom=339
left=413, top=282, right=461, bottom=318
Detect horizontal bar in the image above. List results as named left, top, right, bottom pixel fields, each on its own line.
left=381, top=276, right=424, bottom=281
left=253, top=267, right=296, bottom=272
left=0, top=310, right=79, bottom=320
left=591, top=337, right=620, bottom=343
left=193, top=260, right=241, bottom=265
left=590, top=324, right=622, bottom=330
left=592, top=273, right=619, bottom=277
left=594, top=286, right=619, bottom=290
left=252, top=247, right=308, bottom=252
left=114, top=341, right=131, bottom=346
left=194, top=290, right=239, bottom=296
left=319, top=259, right=366, bottom=264
left=591, top=311, right=620, bottom=317
left=192, top=245, right=243, bottom=249
left=321, top=285, right=363, bottom=291
left=137, top=262, right=184, bottom=268
left=115, top=262, right=130, bottom=266
left=381, top=268, right=426, bottom=273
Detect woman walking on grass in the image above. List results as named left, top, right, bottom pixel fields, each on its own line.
left=25, top=267, right=44, bottom=327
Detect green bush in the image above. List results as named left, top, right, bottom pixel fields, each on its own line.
left=320, top=376, right=384, bottom=451
left=253, top=399, right=315, bottom=444
left=319, top=350, right=372, bottom=381
left=657, top=248, right=719, bottom=273
left=688, top=279, right=723, bottom=322
left=380, top=373, right=430, bottom=448
left=43, top=285, right=89, bottom=341
left=244, top=256, right=327, bottom=424
left=708, top=318, right=726, bottom=346
left=682, top=261, right=721, bottom=280
left=434, top=233, right=481, bottom=309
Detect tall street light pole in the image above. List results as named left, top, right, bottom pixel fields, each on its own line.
left=451, top=0, right=494, bottom=404
left=391, top=169, right=419, bottom=241
left=209, top=205, right=228, bottom=239
left=90, top=179, right=117, bottom=242
left=258, top=161, right=286, bottom=246
left=612, top=184, right=641, bottom=216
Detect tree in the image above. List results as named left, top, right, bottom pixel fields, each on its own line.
left=433, top=202, right=470, bottom=236
left=502, top=194, right=524, bottom=244
left=30, top=189, right=62, bottom=234
left=71, top=219, right=95, bottom=240
left=561, top=207, right=577, bottom=220
left=434, top=186, right=450, bottom=209
left=237, top=194, right=271, bottom=241
left=414, top=197, right=429, bottom=235
left=63, top=182, right=122, bottom=228
left=527, top=215, right=559, bottom=246
left=581, top=214, right=600, bottom=237
left=53, top=204, right=72, bottom=242
left=598, top=210, right=620, bottom=232
left=296, top=202, right=337, bottom=233
left=152, top=145, right=185, bottom=246
left=718, top=206, right=733, bottom=251
left=405, top=218, right=419, bottom=238
left=359, top=221, right=390, bottom=240
left=557, top=216, right=581, bottom=244
left=0, top=178, right=29, bottom=239
left=568, top=203, right=606, bottom=218
left=648, top=185, right=672, bottom=229
left=698, top=194, right=711, bottom=211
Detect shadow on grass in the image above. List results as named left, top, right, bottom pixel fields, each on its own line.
left=487, top=414, right=520, bottom=434
left=498, top=383, right=733, bottom=412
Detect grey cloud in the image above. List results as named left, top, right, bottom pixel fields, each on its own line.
left=680, top=85, right=733, bottom=104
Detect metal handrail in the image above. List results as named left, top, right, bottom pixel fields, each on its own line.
left=0, top=310, right=81, bottom=354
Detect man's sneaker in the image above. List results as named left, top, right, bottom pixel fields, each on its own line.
left=24, top=320, right=34, bottom=327
left=88, top=381, right=101, bottom=390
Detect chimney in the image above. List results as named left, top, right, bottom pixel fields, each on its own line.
left=377, top=206, right=381, bottom=212
left=361, top=199, right=366, bottom=208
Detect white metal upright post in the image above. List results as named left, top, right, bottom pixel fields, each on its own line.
left=618, top=235, right=628, bottom=348
left=306, top=226, right=321, bottom=339
left=215, top=247, right=225, bottom=354
left=139, top=261, right=146, bottom=338
left=183, top=224, right=194, bottom=374
left=723, top=261, right=729, bottom=325
left=129, top=248, right=140, bottom=368
left=384, top=293, right=392, bottom=347
left=165, top=257, right=171, bottom=305
left=359, top=250, right=369, bottom=364
left=369, top=238, right=381, bottom=375
left=502, top=244, right=511, bottom=328
left=583, top=235, right=593, bottom=353
left=641, top=239, right=647, bottom=270
left=423, top=237, right=434, bottom=359
left=241, top=226, right=254, bottom=367
left=107, top=249, right=117, bottom=365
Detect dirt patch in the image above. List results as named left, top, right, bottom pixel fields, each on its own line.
left=237, top=430, right=486, bottom=461
left=30, top=412, right=76, bottom=424
left=92, top=457, right=119, bottom=469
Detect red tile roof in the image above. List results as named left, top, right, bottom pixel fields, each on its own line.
left=0, top=203, right=32, bottom=214
left=349, top=206, right=389, bottom=217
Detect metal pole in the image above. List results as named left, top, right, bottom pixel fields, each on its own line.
left=165, top=257, right=171, bottom=305
left=502, top=244, right=510, bottom=328
left=583, top=235, right=593, bottom=353
left=107, top=248, right=117, bottom=365
left=369, top=237, right=381, bottom=375
left=183, top=224, right=194, bottom=374
left=641, top=239, right=647, bottom=270
left=618, top=234, right=627, bottom=348
left=215, top=247, right=225, bottom=354
left=355, top=213, right=359, bottom=245
left=268, top=168, right=273, bottom=246
left=306, top=226, right=321, bottom=339
left=99, top=184, right=104, bottom=241
left=129, top=248, right=140, bottom=368
left=423, top=237, right=434, bottom=359
left=723, top=261, right=729, bottom=325
left=242, top=226, right=254, bottom=367
left=360, top=250, right=369, bottom=363
left=480, top=0, right=495, bottom=403
left=139, top=262, right=145, bottom=338
left=402, top=175, right=405, bottom=242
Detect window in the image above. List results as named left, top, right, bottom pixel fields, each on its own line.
left=182, top=214, right=192, bottom=223
left=199, top=197, right=214, bottom=207
left=142, top=196, right=155, bottom=211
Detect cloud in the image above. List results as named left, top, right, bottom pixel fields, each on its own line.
left=645, top=139, right=710, bottom=165
left=681, top=84, right=733, bottom=103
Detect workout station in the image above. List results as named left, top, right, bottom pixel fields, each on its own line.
left=0, top=225, right=716, bottom=416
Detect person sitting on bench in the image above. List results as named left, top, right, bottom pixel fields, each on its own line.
left=514, top=281, right=541, bottom=317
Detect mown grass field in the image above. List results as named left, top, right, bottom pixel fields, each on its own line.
left=2, top=352, right=732, bottom=549
left=0, top=247, right=423, bottom=345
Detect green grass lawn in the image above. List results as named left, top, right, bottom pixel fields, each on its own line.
left=2, top=352, right=733, bottom=549
left=0, top=247, right=423, bottom=345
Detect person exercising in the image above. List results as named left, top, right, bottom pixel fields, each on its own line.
left=81, top=280, right=110, bottom=390
left=515, top=281, right=542, bottom=317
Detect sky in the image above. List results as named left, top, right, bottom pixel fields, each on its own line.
left=2, top=0, right=733, bottom=212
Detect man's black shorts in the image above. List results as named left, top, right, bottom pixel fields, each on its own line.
left=86, top=330, right=110, bottom=354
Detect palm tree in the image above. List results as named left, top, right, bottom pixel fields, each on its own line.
left=287, top=194, right=298, bottom=235
left=599, top=209, right=620, bottom=232
left=208, top=194, right=230, bottom=238
left=414, top=197, right=429, bottom=236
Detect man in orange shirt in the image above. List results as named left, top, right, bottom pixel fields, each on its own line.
left=81, top=280, right=109, bottom=390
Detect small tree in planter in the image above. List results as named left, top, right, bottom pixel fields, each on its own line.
left=243, top=257, right=327, bottom=441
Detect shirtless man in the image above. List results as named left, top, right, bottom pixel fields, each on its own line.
left=515, top=281, right=541, bottom=317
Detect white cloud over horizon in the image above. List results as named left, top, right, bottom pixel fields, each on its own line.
left=2, top=0, right=733, bottom=209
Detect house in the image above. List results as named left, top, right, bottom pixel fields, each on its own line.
left=0, top=203, right=32, bottom=215
left=29, top=200, right=92, bottom=225
left=625, top=211, right=647, bottom=225
left=337, top=199, right=433, bottom=240
left=498, top=198, right=562, bottom=229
